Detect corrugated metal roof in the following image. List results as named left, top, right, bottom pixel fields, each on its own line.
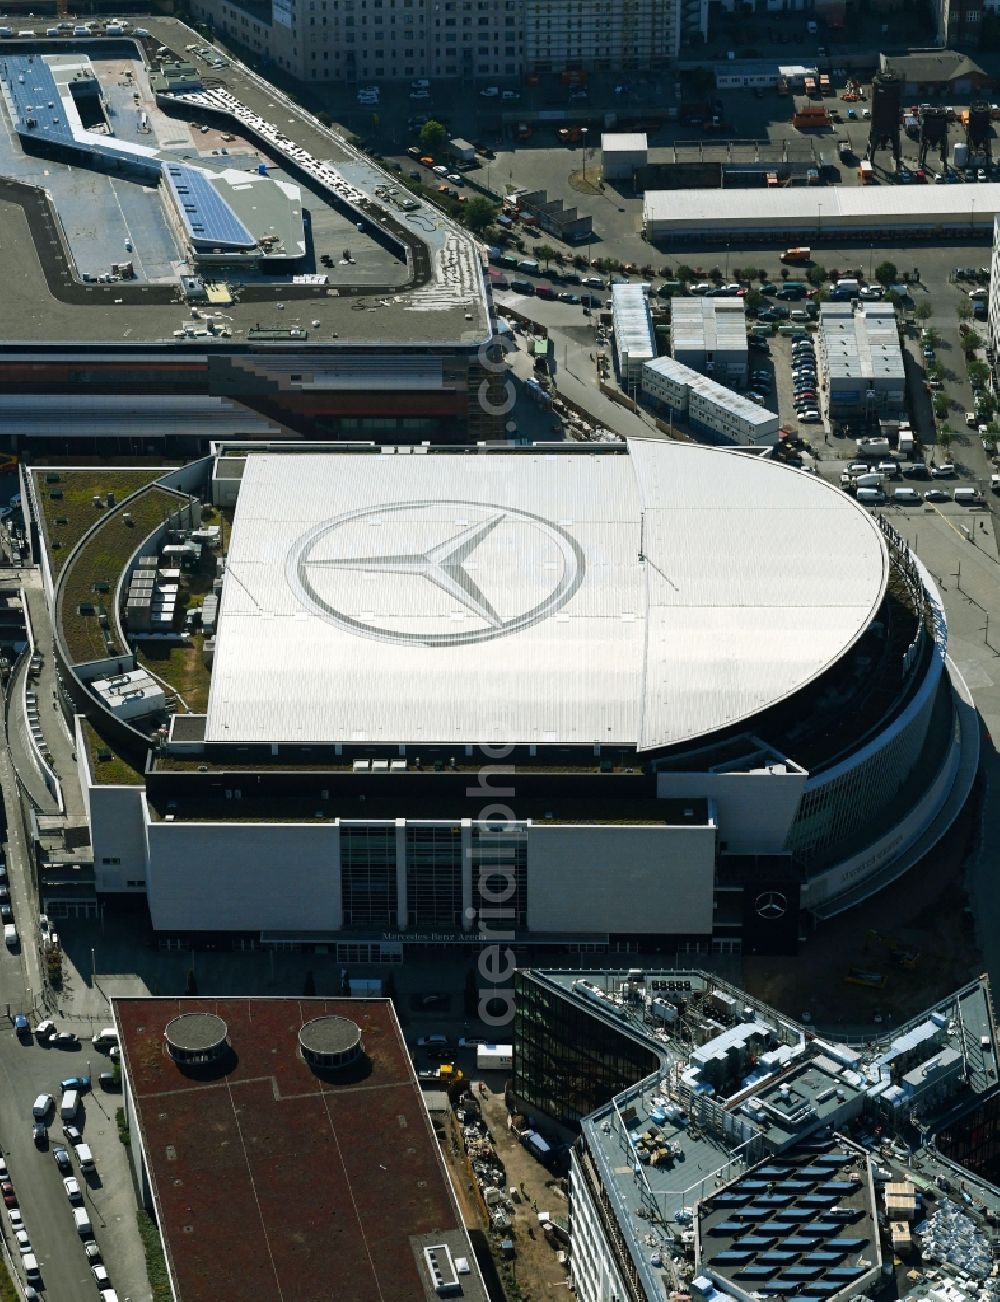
left=643, top=183, right=1000, bottom=231
left=205, top=443, right=888, bottom=748
left=611, top=284, right=655, bottom=366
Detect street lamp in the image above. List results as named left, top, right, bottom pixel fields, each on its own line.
left=90, top=948, right=96, bottom=983
left=581, top=127, right=588, bottom=181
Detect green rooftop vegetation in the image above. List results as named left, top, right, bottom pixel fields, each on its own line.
left=81, top=719, right=146, bottom=786
left=60, top=486, right=188, bottom=666
left=139, top=631, right=212, bottom=714
left=32, top=468, right=168, bottom=579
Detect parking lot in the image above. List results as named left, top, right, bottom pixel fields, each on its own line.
left=0, top=1016, right=150, bottom=1301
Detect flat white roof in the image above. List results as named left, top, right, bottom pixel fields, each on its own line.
left=643, top=183, right=1000, bottom=230
left=601, top=132, right=648, bottom=152
left=612, top=283, right=655, bottom=364
left=206, top=444, right=889, bottom=750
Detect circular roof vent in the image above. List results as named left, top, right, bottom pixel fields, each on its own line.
left=298, top=1015, right=363, bottom=1071
left=165, top=1012, right=229, bottom=1066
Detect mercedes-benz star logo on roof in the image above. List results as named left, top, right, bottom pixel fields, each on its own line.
left=754, top=891, right=788, bottom=921
left=287, top=500, right=586, bottom=647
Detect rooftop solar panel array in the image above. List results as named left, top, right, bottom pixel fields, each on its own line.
left=0, top=60, right=256, bottom=252
left=701, top=1148, right=874, bottom=1299
left=164, top=164, right=256, bottom=249
left=1, top=55, right=72, bottom=142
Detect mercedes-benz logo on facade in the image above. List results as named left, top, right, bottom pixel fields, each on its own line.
left=286, top=500, right=586, bottom=647
left=755, top=891, right=788, bottom=921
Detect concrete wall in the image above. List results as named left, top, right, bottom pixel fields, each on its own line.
left=145, top=819, right=343, bottom=932
left=656, top=768, right=805, bottom=855
left=526, top=823, right=715, bottom=934
left=91, top=785, right=149, bottom=893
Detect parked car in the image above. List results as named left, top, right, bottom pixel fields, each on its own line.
left=53, top=1146, right=71, bottom=1172
left=98, top=1072, right=119, bottom=1091
left=1, top=1181, right=16, bottom=1208
left=31, top=1094, right=53, bottom=1119
left=54, top=1032, right=78, bottom=1048
left=32, top=1123, right=46, bottom=1147
left=931, top=463, right=957, bottom=477
left=63, top=1176, right=82, bottom=1204
left=924, top=487, right=951, bottom=500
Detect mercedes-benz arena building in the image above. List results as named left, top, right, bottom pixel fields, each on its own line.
left=79, top=440, right=976, bottom=959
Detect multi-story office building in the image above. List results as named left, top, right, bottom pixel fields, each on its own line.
left=195, top=0, right=523, bottom=83
left=31, top=438, right=977, bottom=950
left=523, top=0, right=681, bottom=74
left=191, top=0, right=683, bottom=82
left=512, top=968, right=999, bottom=1302
left=987, top=216, right=1000, bottom=363
left=670, top=298, right=749, bottom=388
left=642, top=357, right=779, bottom=445
left=817, top=302, right=906, bottom=422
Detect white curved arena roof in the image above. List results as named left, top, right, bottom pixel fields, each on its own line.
left=206, top=441, right=889, bottom=749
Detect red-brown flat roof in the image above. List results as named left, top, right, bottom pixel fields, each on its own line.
left=114, top=997, right=483, bottom=1302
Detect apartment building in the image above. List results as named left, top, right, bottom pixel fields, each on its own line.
left=191, top=0, right=680, bottom=82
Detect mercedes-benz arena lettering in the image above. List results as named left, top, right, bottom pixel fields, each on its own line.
left=58, top=441, right=975, bottom=957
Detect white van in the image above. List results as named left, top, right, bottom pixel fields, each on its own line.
left=954, top=487, right=981, bottom=504
left=877, top=460, right=899, bottom=478
left=517, top=259, right=541, bottom=276
left=93, top=1027, right=118, bottom=1049
left=4, top=923, right=17, bottom=949
left=74, top=1142, right=95, bottom=1172
left=790, top=309, right=810, bottom=322
left=22, top=1253, right=39, bottom=1281
left=856, top=487, right=885, bottom=504
left=61, top=1089, right=79, bottom=1121
left=74, top=1206, right=92, bottom=1236
left=893, top=487, right=921, bottom=503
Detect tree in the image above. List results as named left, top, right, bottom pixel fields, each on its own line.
left=914, top=300, right=933, bottom=323
left=533, top=243, right=558, bottom=268
left=806, top=265, right=827, bottom=287
left=933, top=393, right=950, bottom=420
left=463, top=196, right=498, bottom=235
left=303, top=969, right=316, bottom=997
left=873, top=259, right=898, bottom=289
left=185, top=968, right=198, bottom=996
left=745, top=289, right=763, bottom=312
left=957, top=298, right=972, bottom=324
left=938, top=426, right=953, bottom=451
left=923, top=327, right=939, bottom=350
left=418, top=118, right=447, bottom=153
left=968, top=359, right=990, bottom=388
left=676, top=264, right=695, bottom=283
left=756, top=268, right=767, bottom=283
left=962, top=330, right=984, bottom=356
